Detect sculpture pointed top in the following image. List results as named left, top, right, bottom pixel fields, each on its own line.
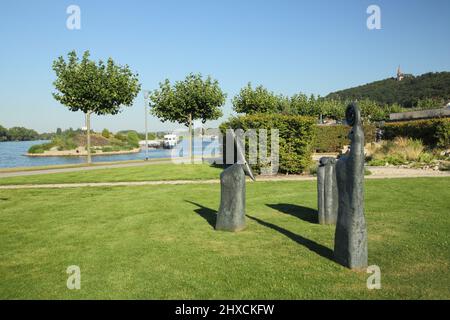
left=229, top=130, right=256, bottom=181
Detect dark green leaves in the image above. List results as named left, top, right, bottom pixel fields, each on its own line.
left=149, top=73, right=226, bottom=126
left=52, top=50, right=141, bottom=115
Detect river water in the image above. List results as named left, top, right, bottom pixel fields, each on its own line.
left=0, top=139, right=220, bottom=168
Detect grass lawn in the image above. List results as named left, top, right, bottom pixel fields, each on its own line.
left=0, top=159, right=168, bottom=173
left=0, top=177, right=449, bottom=299
left=0, top=163, right=223, bottom=185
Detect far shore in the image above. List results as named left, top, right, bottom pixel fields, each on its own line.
left=25, top=148, right=141, bottom=157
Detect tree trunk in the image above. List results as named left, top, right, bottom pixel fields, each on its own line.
left=86, top=111, right=92, bottom=164
left=188, top=113, right=193, bottom=164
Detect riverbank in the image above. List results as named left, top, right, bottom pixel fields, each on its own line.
left=1, top=140, right=216, bottom=168
left=26, top=147, right=141, bottom=157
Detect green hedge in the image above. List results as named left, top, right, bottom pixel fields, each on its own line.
left=220, top=114, right=316, bottom=174
left=28, top=142, right=53, bottom=154
left=383, top=118, right=450, bottom=148
left=314, top=124, right=376, bottom=153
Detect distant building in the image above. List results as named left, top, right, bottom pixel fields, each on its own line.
left=397, top=65, right=404, bottom=81
left=389, top=105, right=450, bottom=121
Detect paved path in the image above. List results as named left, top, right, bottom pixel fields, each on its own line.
left=1, top=168, right=449, bottom=189
left=0, top=157, right=218, bottom=178
left=0, top=159, right=174, bottom=178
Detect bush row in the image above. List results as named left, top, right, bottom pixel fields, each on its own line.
left=314, top=124, right=377, bottom=153
left=382, top=118, right=450, bottom=148
left=220, top=114, right=316, bottom=174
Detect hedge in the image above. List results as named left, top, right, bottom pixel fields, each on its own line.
left=314, top=124, right=377, bottom=153
left=220, top=114, right=316, bottom=174
left=383, top=118, right=450, bottom=148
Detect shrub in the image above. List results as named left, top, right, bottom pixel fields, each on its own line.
left=114, top=133, right=127, bottom=142
left=390, top=137, right=424, bottom=161
left=384, top=154, right=407, bottom=165
left=368, top=137, right=430, bottom=165
left=308, top=163, right=318, bottom=175
left=101, top=146, right=114, bottom=152
left=102, top=129, right=111, bottom=138
left=439, top=161, right=450, bottom=171
left=220, top=114, right=316, bottom=174
left=365, top=142, right=382, bottom=158
left=418, top=152, right=434, bottom=164
left=28, top=142, right=53, bottom=154
left=314, top=124, right=377, bottom=153
left=383, top=118, right=450, bottom=148
left=367, top=159, right=386, bottom=166
left=127, top=131, right=140, bottom=148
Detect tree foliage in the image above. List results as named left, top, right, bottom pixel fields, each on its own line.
left=232, top=83, right=287, bottom=114
left=221, top=114, right=316, bottom=174
left=0, top=125, right=9, bottom=141
left=232, top=84, right=405, bottom=122
left=149, top=73, right=226, bottom=126
left=52, top=50, right=141, bottom=115
left=383, top=118, right=450, bottom=148
left=0, top=125, right=42, bottom=141
left=126, top=131, right=140, bottom=148
left=327, top=72, right=450, bottom=108
left=101, top=128, right=111, bottom=138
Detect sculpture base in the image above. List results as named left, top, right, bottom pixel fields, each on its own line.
left=216, top=164, right=246, bottom=232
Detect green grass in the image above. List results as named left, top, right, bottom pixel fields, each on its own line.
left=0, top=158, right=174, bottom=173
left=0, top=177, right=449, bottom=299
left=0, top=163, right=223, bottom=185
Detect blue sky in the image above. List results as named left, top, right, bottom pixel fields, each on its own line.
left=0, top=0, right=449, bottom=133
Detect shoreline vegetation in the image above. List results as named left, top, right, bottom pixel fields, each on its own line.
left=25, top=147, right=141, bottom=157
left=26, top=128, right=144, bottom=157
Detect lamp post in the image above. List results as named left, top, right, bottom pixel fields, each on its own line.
left=143, top=90, right=150, bottom=161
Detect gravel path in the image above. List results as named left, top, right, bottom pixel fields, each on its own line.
left=1, top=167, right=449, bottom=189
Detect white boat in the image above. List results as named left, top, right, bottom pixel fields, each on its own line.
left=139, top=140, right=161, bottom=148
left=163, top=134, right=178, bottom=149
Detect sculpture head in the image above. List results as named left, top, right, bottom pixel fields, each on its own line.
left=319, top=157, right=336, bottom=166
left=346, top=103, right=364, bottom=144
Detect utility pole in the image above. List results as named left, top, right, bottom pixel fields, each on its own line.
left=144, top=90, right=150, bottom=161
left=86, top=111, right=92, bottom=164
left=188, top=113, right=193, bottom=164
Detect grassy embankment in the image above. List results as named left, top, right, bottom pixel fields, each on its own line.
left=0, top=163, right=223, bottom=185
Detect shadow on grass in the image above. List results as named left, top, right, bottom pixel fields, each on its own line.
left=247, top=215, right=333, bottom=261
left=266, top=203, right=318, bottom=224
left=208, top=162, right=225, bottom=170
left=0, top=198, right=9, bottom=201
left=185, top=200, right=217, bottom=228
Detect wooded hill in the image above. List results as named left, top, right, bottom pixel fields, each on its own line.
left=327, top=72, right=450, bottom=108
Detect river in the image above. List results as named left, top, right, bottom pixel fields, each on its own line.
left=0, top=139, right=220, bottom=168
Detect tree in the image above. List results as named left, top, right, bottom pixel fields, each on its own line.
left=149, top=73, right=226, bottom=162
left=0, top=125, right=9, bottom=141
left=327, top=72, right=450, bottom=108
left=127, top=131, right=140, bottom=148
left=232, top=83, right=281, bottom=114
left=7, top=127, right=39, bottom=141
left=52, top=50, right=141, bottom=163
left=101, top=128, right=111, bottom=138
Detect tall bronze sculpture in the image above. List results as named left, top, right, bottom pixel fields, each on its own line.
left=334, top=103, right=368, bottom=269
left=317, top=157, right=338, bottom=225
left=216, top=130, right=255, bottom=232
